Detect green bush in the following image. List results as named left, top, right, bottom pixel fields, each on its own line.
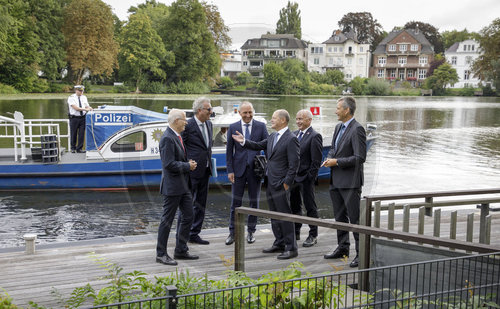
left=111, top=84, right=133, bottom=93
left=365, top=78, right=391, bottom=95
left=139, top=81, right=167, bottom=93
left=236, top=72, right=252, bottom=85
left=0, top=83, right=19, bottom=94
left=219, top=76, right=234, bottom=89
left=176, top=81, right=210, bottom=94
left=349, top=77, right=368, bottom=95
left=481, top=83, right=497, bottom=96
left=31, top=78, right=50, bottom=93
left=459, top=86, right=476, bottom=96
left=48, top=82, right=71, bottom=93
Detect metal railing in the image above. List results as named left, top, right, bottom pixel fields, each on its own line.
left=85, top=252, right=500, bottom=309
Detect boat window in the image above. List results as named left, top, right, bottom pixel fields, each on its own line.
left=110, top=131, right=147, bottom=152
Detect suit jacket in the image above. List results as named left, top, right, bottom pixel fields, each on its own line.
left=328, top=119, right=366, bottom=189
left=182, top=117, right=213, bottom=179
left=244, top=129, right=300, bottom=189
left=293, top=127, right=323, bottom=183
left=159, top=127, right=191, bottom=196
left=226, top=119, right=269, bottom=178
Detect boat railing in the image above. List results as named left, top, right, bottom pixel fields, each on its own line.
left=0, top=112, right=70, bottom=162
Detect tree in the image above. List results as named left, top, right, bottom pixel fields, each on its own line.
left=128, top=0, right=170, bottom=32
left=275, top=1, right=301, bottom=39
left=427, top=53, right=445, bottom=76
left=0, top=0, right=40, bottom=91
left=118, top=13, right=171, bottom=92
left=202, top=1, right=231, bottom=52
left=63, top=0, right=118, bottom=84
left=259, top=63, right=287, bottom=94
left=27, top=0, right=67, bottom=80
left=160, top=0, right=220, bottom=83
left=441, top=29, right=479, bottom=50
left=324, top=70, right=345, bottom=85
left=338, top=12, right=384, bottom=51
left=425, top=63, right=458, bottom=94
left=404, top=21, right=444, bottom=54
left=472, top=18, right=500, bottom=92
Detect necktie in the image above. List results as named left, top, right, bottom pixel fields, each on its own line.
left=244, top=123, right=250, bottom=139
left=200, top=123, right=208, bottom=147
left=78, top=96, right=83, bottom=116
left=272, top=132, right=279, bottom=151
left=178, top=135, right=185, bottom=153
left=335, top=125, right=346, bottom=150
left=297, top=131, right=304, bottom=141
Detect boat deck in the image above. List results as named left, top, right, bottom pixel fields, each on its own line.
left=1, top=209, right=499, bottom=308
left=0, top=148, right=86, bottom=165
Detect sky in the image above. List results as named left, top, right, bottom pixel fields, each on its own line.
left=102, top=0, right=500, bottom=48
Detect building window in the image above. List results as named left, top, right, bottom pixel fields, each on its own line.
left=359, top=46, right=364, bottom=52
left=472, top=45, right=475, bottom=51
left=377, top=69, right=385, bottom=78
left=328, top=47, right=332, bottom=52
left=418, top=69, right=427, bottom=79
left=390, top=70, right=396, bottom=78
left=398, top=57, right=407, bottom=65
left=378, top=57, right=386, bottom=65
left=335, top=36, right=339, bottom=41
left=465, top=56, right=472, bottom=65
left=399, top=71, right=405, bottom=79
left=407, top=70, right=414, bottom=78
left=359, top=58, right=363, bottom=65
left=451, top=56, right=457, bottom=65
left=399, top=44, right=407, bottom=52
left=346, top=73, right=352, bottom=79
left=333, top=47, right=337, bottom=52
left=419, top=56, right=428, bottom=65
left=243, top=61, right=248, bottom=66
left=411, top=44, right=419, bottom=51
left=339, top=47, right=343, bottom=52
left=464, top=70, right=470, bottom=80
left=347, top=58, right=352, bottom=65
left=314, top=58, right=319, bottom=65
left=329, top=57, right=333, bottom=64
left=243, top=51, right=247, bottom=56
left=388, top=44, right=396, bottom=51
left=311, top=47, right=323, bottom=54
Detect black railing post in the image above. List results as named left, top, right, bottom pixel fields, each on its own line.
left=234, top=209, right=245, bottom=272
left=479, top=203, right=490, bottom=244
left=359, top=198, right=371, bottom=291
left=165, top=285, right=177, bottom=309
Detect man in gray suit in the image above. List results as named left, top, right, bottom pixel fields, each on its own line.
left=156, top=109, right=199, bottom=265
left=232, top=109, right=300, bottom=259
left=322, top=96, right=366, bottom=268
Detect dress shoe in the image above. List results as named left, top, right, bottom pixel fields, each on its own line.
left=174, top=251, right=199, bottom=260
left=156, top=255, right=177, bottom=266
left=302, top=235, right=317, bottom=247
left=189, top=236, right=210, bottom=245
left=295, top=232, right=300, bottom=240
left=246, top=232, right=255, bottom=244
left=76, top=150, right=85, bottom=153
left=71, top=150, right=76, bottom=153
left=349, top=255, right=359, bottom=268
left=225, top=234, right=234, bottom=245
left=262, top=245, right=285, bottom=253
left=324, top=247, right=349, bottom=259
left=277, top=250, right=298, bottom=260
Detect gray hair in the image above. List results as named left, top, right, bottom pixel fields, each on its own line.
left=339, top=96, right=356, bottom=115
left=297, top=109, right=313, bottom=119
left=239, top=101, right=255, bottom=112
left=193, top=97, right=211, bottom=114
left=168, top=109, right=185, bottom=125
left=275, top=109, right=290, bottom=123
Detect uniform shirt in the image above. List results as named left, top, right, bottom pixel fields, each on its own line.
left=67, top=94, right=90, bottom=116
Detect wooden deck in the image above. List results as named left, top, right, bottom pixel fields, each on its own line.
left=1, top=209, right=499, bottom=308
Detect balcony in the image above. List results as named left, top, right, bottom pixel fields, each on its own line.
left=248, top=65, right=263, bottom=71
left=345, top=52, right=354, bottom=57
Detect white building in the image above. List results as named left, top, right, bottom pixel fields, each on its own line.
left=308, top=30, right=370, bottom=81
left=240, top=34, right=308, bottom=77
left=445, top=39, right=481, bottom=88
left=220, top=50, right=242, bottom=78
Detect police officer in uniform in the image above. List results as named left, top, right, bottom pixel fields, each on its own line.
left=67, top=85, right=92, bottom=153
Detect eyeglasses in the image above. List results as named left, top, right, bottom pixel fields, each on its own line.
left=203, top=107, right=213, bottom=112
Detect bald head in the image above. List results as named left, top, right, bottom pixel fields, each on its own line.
left=271, top=109, right=290, bottom=131
left=296, top=109, right=313, bottom=131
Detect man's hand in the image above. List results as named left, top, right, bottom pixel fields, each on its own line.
left=189, top=159, right=197, bottom=171
left=321, top=158, right=337, bottom=167
left=283, top=183, right=289, bottom=191
left=232, top=131, right=244, bottom=143
left=228, top=173, right=235, bottom=184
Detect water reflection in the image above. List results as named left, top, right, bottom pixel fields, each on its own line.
left=1, top=95, right=499, bottom=247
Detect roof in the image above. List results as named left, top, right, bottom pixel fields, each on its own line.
left=240, top=34, right=307, bottom=50
left=373, top=28, right=434, bottom=55
left=323, top=29, right=359, bottom=44
left=445, top=42, right=460, bottom=53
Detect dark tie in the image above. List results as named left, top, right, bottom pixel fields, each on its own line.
left=178, top=135, right=185, bottom=153
left=244, top=123, right=250, bottom=139
left=78, top=96, right=83, bottom=116
left=200, top=123, right=208, bottom=147
left=335, top=125, right=346, bottom=150
left=297, top=131, right=304, bottom=141
left=271, top=132, right=279, bottom=151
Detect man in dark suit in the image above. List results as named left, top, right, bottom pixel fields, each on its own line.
left=232, top=109, right=300, bottom=259
left=182, top=97, right=213, bottom=245
left=290, top=109, right=323, bottom=247
left=225, top=101, right=269, bottom=246
left=322, top=96, right=366, bottom=268
left=156, top=109, right=199, bottom=265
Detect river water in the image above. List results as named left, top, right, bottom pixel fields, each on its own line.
left=0, top=95, right=499, bottom=248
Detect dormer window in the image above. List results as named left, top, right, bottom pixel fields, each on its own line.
left=411, top=44, right=419, bottom=51
left=399, top=44, right=407, bottom=52
left=335, top=36, right=339, bottom=41
left=388, top=44, right=396, bottom=52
